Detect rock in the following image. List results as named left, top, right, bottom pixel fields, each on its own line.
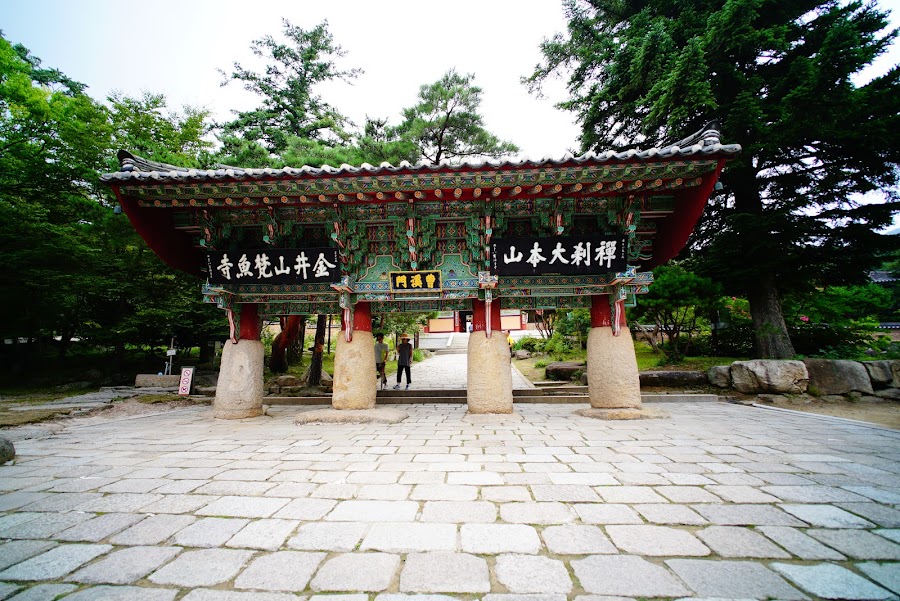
left=545, top=361, right=586, bottom=381
left=514, top=349, right=532, bottom=360
left=134, top=374, right=180, bottom=388
left=275, top=375, right=301, bottom=387
left=55, top=381, right=92, bottom=392
left=874, top=388, right=900, bottom=400
left=639, top=371, right=707, bottom=387
left=320, top=371, right=333, bottom=384
left=730, top=360, right=809, bottom=394
left=820, top=395, right=846, bottom=403
left=860, top=360, right=893, bottom=389
left=757, top=394, right=788, bottom=404
left=891, top=361, right=900, bottom=388
left=0, top=436, right=14, bottom=464
left=708, top=365, right=731, bottom=388
left=859, top=395, right=882, bottom=403
left=804, top=359, right=873, bottom=395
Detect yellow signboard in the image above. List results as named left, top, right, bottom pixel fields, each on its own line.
left=390, top=270, right=442, bottom=292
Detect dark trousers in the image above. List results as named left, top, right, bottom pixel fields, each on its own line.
left=396, top=365, right=411, bottom=384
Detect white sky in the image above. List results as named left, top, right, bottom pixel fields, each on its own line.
left=2, top=0, right=899, bottom=163
left=2, top=0, right=583, bottom=159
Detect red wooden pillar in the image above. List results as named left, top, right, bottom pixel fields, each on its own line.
left=239, top=304, right=261, bottom=341
left=590, top=295, right=612, bottom=328
left=472, top=298, right=502, bottom=332
left=340, top=301, right=372, bottom=333
left=591, top=293, right=627, bottom=334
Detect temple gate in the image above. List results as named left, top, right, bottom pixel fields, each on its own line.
left=102, top=127, right=739, bottom=418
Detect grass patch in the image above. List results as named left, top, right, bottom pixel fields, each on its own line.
left=633, top=341, right=746, bottom=371
left=0, top=408, right=70, bottom=427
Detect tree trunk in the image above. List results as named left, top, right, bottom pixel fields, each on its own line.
left=270, top=315, right=304, bottom=373
left=287, top=316, right=306, bottom=367
left=748, top=275, right=796, bottom=358
left=731, top=166, right=796, bottom=359
left=307, top=314, right=328, bottom=386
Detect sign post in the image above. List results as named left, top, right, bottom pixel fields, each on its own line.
left=178, top=366, right=195, bottom=396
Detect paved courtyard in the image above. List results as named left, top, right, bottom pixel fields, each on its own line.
left=0, top=401, right=899, bottom=600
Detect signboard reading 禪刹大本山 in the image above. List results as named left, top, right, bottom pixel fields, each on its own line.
left=490, top=236, right=628, bottom=276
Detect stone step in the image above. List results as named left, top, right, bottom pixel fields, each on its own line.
left=264, top=393, right=720, bottom=405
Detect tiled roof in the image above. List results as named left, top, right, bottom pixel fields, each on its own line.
left=101, top=127, right=740, bottom=184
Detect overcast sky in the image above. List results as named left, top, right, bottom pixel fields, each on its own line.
left=2, top=0, right=585, bottom=159
left=3, top=0, right=899, bottom=162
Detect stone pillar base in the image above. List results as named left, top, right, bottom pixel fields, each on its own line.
left=467, top=330, right=514, bottom=414
left=332, top=331, right=377, bottom=410
left=214, top=339, right=264, bottom=419
left=587, top=326, right=642, bottom=409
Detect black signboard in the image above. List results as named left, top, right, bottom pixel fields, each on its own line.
left=491, top=235, right=628, bottom=276
left=207, top=248, right=340, bottom=285
left=390, top=270, right=442, bottom=292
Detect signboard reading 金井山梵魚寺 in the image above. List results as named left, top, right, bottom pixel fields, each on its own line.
left=206, top=249, right=340, bottom=285
left=390, top=270, right=442, bottom=292
left=491, top=235, right=628, bottom=276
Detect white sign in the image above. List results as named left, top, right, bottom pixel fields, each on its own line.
left=178, top=367, right=194, bottom=396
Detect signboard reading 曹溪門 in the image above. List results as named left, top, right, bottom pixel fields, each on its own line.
left=390, top=270, right=442, bottom=292
left=206, top=249, right=340, bottom=285
left=490, top=236, right=628, bottom=276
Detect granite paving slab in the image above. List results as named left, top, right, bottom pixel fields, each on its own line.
left=310, top=552, right=400, bottom=592
left=233, top=551, right=326, bottom=591
left=570, top=555, right=689, bottom=597
left=772, top=562, right=894, bottom=600
left=666, top=558, right=808, bottom=600
left=66, top=546, right=182, bottom=584
left=0, top=401, right=897, bottom=599
left=0, top=544, right=112, bottom=581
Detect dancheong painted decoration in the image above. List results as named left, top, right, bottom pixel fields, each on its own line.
left=102, top=127, right=740, bottom=320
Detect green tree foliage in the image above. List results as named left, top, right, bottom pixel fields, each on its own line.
left=0, top=34, right=112, bottom=360
left=631, top=264, right=722, bottom=360
left=399, top=69, right=518, bottom=164
left=108, top=92, right=213, bottom=168
left=220, top=19, right=361, bottom=153
left=527, top=0, right=900, bottom=359
left=0, top=32, right=225, bottom=375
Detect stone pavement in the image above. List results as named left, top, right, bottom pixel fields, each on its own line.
left=0, top=402, right=898, bottom=600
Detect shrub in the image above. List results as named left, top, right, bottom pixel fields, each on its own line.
left=515, top=336, right=544, bottom=352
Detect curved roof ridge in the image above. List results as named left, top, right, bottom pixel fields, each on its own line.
left=104, top=126, right=740, bottom=183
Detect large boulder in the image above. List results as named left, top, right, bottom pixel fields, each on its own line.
left=730, top=360, right=809, bottom=394
left=639, top=371, right=707, bottom=387
left=545, top=361, right=586, bottom=381
left=891, top=361, right=900, bottom=388
left=804, top=359, right=873, bottom=395
left=0, top=436, right=14, bottom=464
left=860, top=360, right=893, bottom=389
left=707, top=365, right=732, bottom=388
left=514, top=349, right=532, bottom=360
left=134, top=374, right=180, bottom=388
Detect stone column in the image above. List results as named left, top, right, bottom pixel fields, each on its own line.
left=587, top=294, right=642, bottom=409
left=467, top=298, right=513, bottom=413
left=215, top=304, right=264, bottom=419
left=332, top=301, right=376, bottom=410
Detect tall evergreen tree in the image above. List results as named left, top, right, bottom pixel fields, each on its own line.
left=526, top=0, right=900, bottom=358
left=399, top=69, right=518, bottom=164
left=220, top=19, right=361, bottom=153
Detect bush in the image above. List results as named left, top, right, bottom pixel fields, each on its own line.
left=542, top=333, right=577, bottom=357
left=515, top=336, right=544, bottom=352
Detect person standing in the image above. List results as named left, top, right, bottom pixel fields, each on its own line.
left=394, top=334, right=413, bottom=389
left=374, top=333, right=388, bottom=388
